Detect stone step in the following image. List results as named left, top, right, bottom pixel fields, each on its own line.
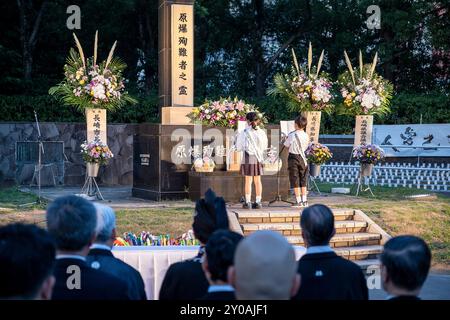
left=235, top=208, right=355, bottom=224
left=354, top=259, right=380, bottom=271
left=286, top=232, right=381, bottom=247
left=334, top=245, right=383, bottom=261
left=242, top=220, right=368, bottom=236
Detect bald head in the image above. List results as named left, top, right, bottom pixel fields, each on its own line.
left=231, top=231, right=300, bottom=300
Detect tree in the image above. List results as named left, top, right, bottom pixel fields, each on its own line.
left=17, top=0, right=48, bottom=84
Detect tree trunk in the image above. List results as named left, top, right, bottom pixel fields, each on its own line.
left=17, top=0, right=47, bottom=84
left=253, top=0, right=266, bottom=97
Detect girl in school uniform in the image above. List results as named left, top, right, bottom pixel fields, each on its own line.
left=284, top=116, right=310, bottom=207
left=236, top=112, right=268, bottom=209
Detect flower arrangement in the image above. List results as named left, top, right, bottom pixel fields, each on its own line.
left=113, top=230, right=199, bottom=246
left=305, top=143, right=333, bottom=165
left=268, top=43, right=335, bottom=114
left=352, top=144, right=385, bottom=164
left=337, top=51, right=393, bottom=116
left=81, top=140, right=114, bottom=165
left=187, top=97, right=267, bottom=129
left=49, top=31, right=137, bottom=112
left=193, top=156, right=216, bottom=172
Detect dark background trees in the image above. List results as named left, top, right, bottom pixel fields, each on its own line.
left=0, top=0, right=448, bottom=132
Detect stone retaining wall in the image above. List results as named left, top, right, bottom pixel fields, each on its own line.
left=0, top=122, right=137, bottom=186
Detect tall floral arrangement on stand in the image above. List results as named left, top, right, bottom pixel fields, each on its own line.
left=49, top=31, right=137, bottom=111
left=337, top=50, right=393, bottom=116
left=49, top=31, right=136, bottom=199
left=268, top=43, right=335, bottom=114
left=80, top=140, right=114, bottom=178
left=305, top=142, right=333, bottom=177
left=353, top=144, right=385, bottom=177
left=187, top=97, right=267, bottom=129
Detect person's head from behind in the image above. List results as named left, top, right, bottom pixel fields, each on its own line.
left=229, top=230, right=300, bottom=300
left=193, top=189, right=229, bottom=246
left=0, top=223, right=56, bottom=300
left=294, top=115, right=307, bottom=131
left=46, top=195, right=97, bottom=255
left=300, top=204, right=335, bottom=248
left=246, top=112, right=260, bottom=130
left=93, top=203, right=116, bottom=247
left=202, top=230, right=243, bottom=286
left=380, top=235, right=431, bottom=297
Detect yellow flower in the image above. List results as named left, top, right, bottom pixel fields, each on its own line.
left=79, top=80, right=85, bottom=85
left=351, top=92, right=356, bottom=97
left=90, top=90, right=94, bottom=96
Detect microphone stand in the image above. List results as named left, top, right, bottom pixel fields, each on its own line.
left=268, top=140, right=293, bottom=206
left=21, top=110, right=44, bottom=206
left=34, top=110, right=44, bottom=204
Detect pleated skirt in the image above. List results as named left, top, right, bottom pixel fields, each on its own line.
left=240, top=152, right=263, bottom=176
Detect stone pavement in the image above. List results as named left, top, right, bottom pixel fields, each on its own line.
left=369, top=273, right=450, bottom=300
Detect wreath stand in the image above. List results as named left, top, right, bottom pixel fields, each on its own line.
left=80, top=163, right=104, bottom=200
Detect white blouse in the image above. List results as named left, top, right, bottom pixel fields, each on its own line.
left=236, top=126, right=268, bottom=162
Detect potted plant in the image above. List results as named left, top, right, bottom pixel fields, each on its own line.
left=305, top=143, right=333, bottom=177
left=81, top=140, right=114, bottom=177
left=352, top=144, right=385, bottom=177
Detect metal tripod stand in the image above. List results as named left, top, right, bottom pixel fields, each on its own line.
left=269, top=145, right=293, bottom=206
left=21, top=110, right=45, bottom=206
left=81, top=174, right=104, bottom=200
left=355, top=170, right=374, bottom=197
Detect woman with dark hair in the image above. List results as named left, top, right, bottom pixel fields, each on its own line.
left=236, top=112, right=268, bottom=209
left=159, top=189, right=229, bottom=300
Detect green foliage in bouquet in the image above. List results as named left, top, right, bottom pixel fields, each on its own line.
left=49, top=31, right=137, bottom=112
left=268, top=43, right=335, bottom=114
left=337, top=51, right=393, bottom=117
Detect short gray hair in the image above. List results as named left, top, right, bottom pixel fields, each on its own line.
left=46, top=195, right=97, bottom=251
left=234, top=230, right=298, bottom=300
left=94, top=203, right=116, bottom=243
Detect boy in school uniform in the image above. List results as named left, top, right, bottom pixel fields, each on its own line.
left=284, top=116, right=309, bottom=208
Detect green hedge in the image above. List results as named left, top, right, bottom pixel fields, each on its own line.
left=0, top=92, right=448, bottom=134
left=0, top=94, right=159, bottom=123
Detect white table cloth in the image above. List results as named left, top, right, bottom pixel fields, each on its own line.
left=112, top=245, right=306, bottom=300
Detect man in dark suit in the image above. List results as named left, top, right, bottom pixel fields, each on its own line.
left=46, top=195, right=130, bottom=300
left=201, top=230, right=243, bottom=300
left=159, top=189, right=229, bottom=300
left=381, top=235, right=431, bottom=300
left=293, top=204, right=368, bottom=300
left=86, top=203, right=147, bottom=300
left=0, top=223, right=56, bottom=300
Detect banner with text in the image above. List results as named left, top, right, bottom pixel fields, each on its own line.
left=86, top=108, right=107, bottom=144
left=354, top=115, right=373, bottom=147
left=171, top=4, right=194, bottom=107
left=373, top=123, right=450, bottom=157
left=303, top=111, right=321, bottom=143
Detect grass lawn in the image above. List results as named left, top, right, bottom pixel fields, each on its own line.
left=315, top=182, right=450, bottom=271
left=0, top=185, right=449, bottom=270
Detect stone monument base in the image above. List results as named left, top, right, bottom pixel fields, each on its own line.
left=161, top=106, right=194, bottom=125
